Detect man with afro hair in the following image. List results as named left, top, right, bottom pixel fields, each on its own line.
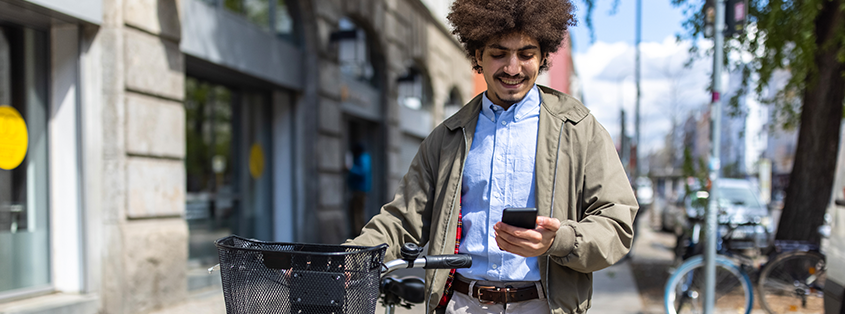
left=347, top=0, right=638, bottom=313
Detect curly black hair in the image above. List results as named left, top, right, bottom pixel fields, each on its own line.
left=447, top=0, right=577, bottom=73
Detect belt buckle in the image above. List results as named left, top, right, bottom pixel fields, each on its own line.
left=476, top=285, right=500, bottom=305
left=476, top=285, right=512, bottom=305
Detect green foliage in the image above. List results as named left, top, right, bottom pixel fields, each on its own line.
left=680, top=147, right=710, bottom=212
left=671, top=0, right=845, bottom=126
left=681, top=147, right=709, bottom=194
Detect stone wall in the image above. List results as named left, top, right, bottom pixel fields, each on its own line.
left=100, top=0, right=188, bottom=312
left=304, top=0, right=473, bottom=244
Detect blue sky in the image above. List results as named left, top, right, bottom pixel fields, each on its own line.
left=567, top=1, right=718, bottom=158
left=568, top=0, right=690, bottom=54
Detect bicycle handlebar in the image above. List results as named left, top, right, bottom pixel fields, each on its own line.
left=422, top=255, right=472, bottom=269
left=381, top=254, right=472, bottom=277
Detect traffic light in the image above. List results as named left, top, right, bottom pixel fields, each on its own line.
left=725, top=0, right=748, bottom=37
left=702, top=0, right=747, bottom=38
left=703, top=0, right=716, bottom=38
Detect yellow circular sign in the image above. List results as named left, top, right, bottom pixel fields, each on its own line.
left=249, top=143, right=265, bottom=179
left=0, top=105, right=28, bottom=170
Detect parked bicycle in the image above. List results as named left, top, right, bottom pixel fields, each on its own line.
left=757, top=241, right=826, bottom=313
left=665, top=216, right=827, bottom=314
left=211, top=235, right=471, bottom=314
left=665, top=217, right=759, bottom=314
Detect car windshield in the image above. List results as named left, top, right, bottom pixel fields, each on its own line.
left=718, top=186, right=763, bottom=208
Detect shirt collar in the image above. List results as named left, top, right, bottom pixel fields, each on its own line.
left=481, top=85, right=541, bottom=122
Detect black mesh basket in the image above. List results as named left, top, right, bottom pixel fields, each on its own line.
left=215, top=235, right=387, bottom=314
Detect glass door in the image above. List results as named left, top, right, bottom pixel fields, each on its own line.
left=0, top=25, right=50, bottom=296
left=185, top=78, right=273, bottom=268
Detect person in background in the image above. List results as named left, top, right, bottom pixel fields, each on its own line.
left=347, top=142, right=371, bottom=236
left=347, top=0, right=638, bottom=313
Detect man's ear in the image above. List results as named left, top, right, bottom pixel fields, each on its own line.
left=475, top=49, right=483, bottom=62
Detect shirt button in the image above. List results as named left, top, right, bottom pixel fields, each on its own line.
left=501, top=121, right=507, bottom=126
left=492, top=264, right=498, bottom=269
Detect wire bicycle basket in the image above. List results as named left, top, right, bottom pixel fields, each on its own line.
left=215, top=235, right=387, bottom=314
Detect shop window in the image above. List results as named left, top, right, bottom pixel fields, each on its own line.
left=184, top=77, right=236, bottom=266
left=0, top=25, right=50, bottom=296
left=397, top=66, right=432, bottom=111
left=336, top=17, right=375, bottom=85
left=184, top=76, right=274, bottom=268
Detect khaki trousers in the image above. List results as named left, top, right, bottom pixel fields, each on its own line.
left=443, top=277, right=551, bottom=314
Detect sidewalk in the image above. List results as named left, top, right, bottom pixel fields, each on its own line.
left=590, top=259, right=644, bottom=314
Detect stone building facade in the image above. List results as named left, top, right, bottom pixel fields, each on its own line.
left=0, top=0, right=473, bottom=313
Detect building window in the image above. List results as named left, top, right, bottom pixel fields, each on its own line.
left=397, top=66, right=431, bottom=111
left=0, top=25, right=50, bottom=297
left=184, top=77, right=236, bottom=266
left=184, top=76, right=274, bottom=268
left=443, top=87, right=463, bottom=119
left=220, top=0, right=297, bottom=41
left=337, top=17, right=375, bottom=85
left=224, top=0, right=270, bottom=30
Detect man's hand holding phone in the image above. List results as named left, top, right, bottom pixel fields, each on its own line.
left=494, top=208, right=561, bottom=257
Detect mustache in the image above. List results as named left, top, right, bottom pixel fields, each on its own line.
left=494, top=73, right=526, bottom=81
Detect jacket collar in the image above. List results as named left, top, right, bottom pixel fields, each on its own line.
left=444, top=85, right=590, bottom=131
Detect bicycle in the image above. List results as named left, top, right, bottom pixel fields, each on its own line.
left=664, top=218, right=760, bottom=314
left=211, top=235, right=472, bottom=314
left=757, top=241, right=826, bottom=314
left=665, top=219, right=827, bottom=314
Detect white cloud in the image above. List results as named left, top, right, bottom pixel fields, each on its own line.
left=574, top=36, right=713, bottom=155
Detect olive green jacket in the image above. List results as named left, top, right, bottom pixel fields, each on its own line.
left=346, top=86, right=638, bottom=313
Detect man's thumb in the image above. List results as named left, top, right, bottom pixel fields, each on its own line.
left=537, top=216, right=561, bottom=231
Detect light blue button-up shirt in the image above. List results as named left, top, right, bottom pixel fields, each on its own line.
left=456, top=85, right=541, bottom=281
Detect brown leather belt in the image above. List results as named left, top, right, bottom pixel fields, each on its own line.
left=451, top=278, right=540, bottom=304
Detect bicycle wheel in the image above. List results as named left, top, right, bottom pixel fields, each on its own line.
left=758, top=251, right=826, bottom=314
left=664, top=255, right=753, bottom=314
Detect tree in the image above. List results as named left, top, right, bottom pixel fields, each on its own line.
left=667, top=0, right=845, bottom=244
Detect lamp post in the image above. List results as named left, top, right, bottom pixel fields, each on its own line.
left=704, top=0, right=725, bottom=312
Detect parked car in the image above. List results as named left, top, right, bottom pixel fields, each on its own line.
left=635, top=177, right=654, bottom=210
left=670, top=178, right=774, bottom=257
left=660, top=193, right=685, bottom=234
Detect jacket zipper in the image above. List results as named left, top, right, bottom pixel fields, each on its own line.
left=427, top=126, right=469, bottom=313
left=545, top=122, right=565, bottom=313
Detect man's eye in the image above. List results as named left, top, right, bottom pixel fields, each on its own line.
left=491, top=54, right=505, bottom=58
left=520, top=54, right=535, bottom=60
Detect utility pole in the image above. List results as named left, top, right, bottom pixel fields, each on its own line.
left=634, top=0, right=642, bottom=181
left=704, top=0, right=725, bottom=312
left=621, top=108, right=629, bottom=175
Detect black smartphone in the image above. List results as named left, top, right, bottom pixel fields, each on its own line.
left=501, top=208, right=538, bottom=229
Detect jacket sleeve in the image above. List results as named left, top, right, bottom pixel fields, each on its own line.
left=546, top=120, right=639, bottom=273
left=343, top=134, right=437, bottom=261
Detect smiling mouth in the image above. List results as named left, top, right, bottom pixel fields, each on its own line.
left=499, top=77, right=524, bottom=86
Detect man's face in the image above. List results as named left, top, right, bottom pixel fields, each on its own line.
left=475, top=32, right=544, bottom=108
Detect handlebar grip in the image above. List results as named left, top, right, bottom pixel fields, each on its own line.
left=423, top=255, right=472, bottom=269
